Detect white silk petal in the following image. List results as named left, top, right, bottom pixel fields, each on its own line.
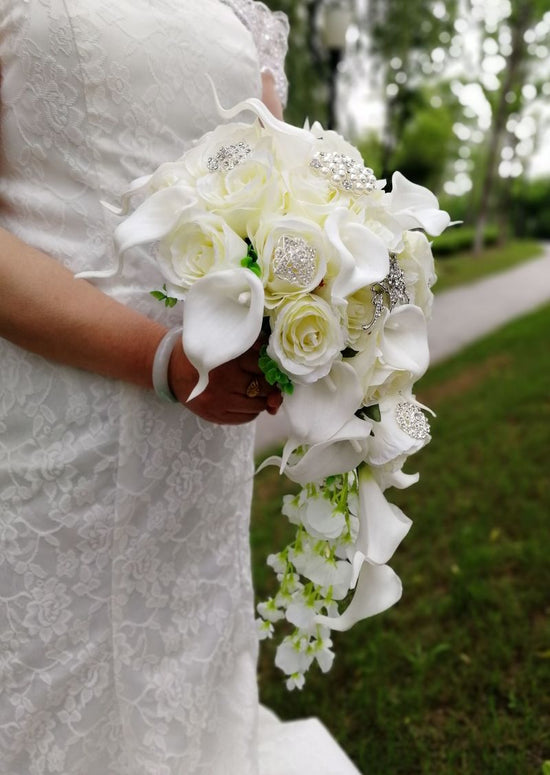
left=367, top=395, right=431, bottom=466
left=208, top=77, right=306, bottom=140
left=371, top=465, right=420, bottom=492
left=325, top=209, right=390, bottom=299
left=356, top=467, right=412, bottom=565
left=274, top=416, right=372, bottom=485
left=389, top=171, right=450, bottom=236
left=282, top=361, right=362, bottom=446
left=114, top=185, right=197, bottom=255
left=182, top=269, right=265, bottom=400
left=380, top=305, right=430, bottom=379
left=315, top=562, right=402, bottom=632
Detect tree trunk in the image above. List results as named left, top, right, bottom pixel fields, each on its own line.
left=473, top=0, right=533, bottom=256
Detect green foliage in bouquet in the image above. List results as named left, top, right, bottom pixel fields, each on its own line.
left=150, top=284, right=178, bottom=307
left=259, top=345, right=294, bottom=395
left=241, top=242, right=262, bottom=278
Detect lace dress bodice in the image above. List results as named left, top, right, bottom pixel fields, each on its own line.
left=0, top=2, right=361, bottom=773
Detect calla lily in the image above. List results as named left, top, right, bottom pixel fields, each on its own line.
left=213, top=93, right=306, bottom=140
left=76, top=185, right=197, bottom=281
left=389, top=171, right=451, bottom=236
left=259, top=415, right=372, bottom=485
left=182, top=268, right=265, bottom=400
left=367, top=394, right=432, bottom=466
left=371, top=462, right=420, bottom=492
left=355, top=465, right=412, bottom=565
left=379, top=305, right=430, bottom=379
left=114, top=185, right=196, bottom=257
left=315, top=562, right=402, bottom=632
left=325, top=208, right=389, bottom=300
left=280, top=362, right=362, bottom=468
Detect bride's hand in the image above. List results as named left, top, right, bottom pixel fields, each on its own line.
left=168, top=337, right=282, bottom=425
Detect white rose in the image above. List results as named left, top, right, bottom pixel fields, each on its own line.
left=252, top=215, right=331, bottom=309
left=283, top=166, right=349, bottom=224
left=195, top=138, right=285, bottom=236
left=157, top=211, right=247, bottom=295
left=120, top=122, right=262, bottom=203
left=181, top=121, right=262, bottom=181
left=345, top=284, right=382, bottom=348
left=308, top=122, right=365, bottom=165
left=267, top=294, right=345, bottom=384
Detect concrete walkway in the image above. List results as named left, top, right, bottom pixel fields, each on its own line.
left=255, top=245, right=550, bottom=454
left=428, top=244, right=550, bottom=364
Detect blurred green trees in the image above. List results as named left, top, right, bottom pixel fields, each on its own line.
left=262, top=0, right=550, bottom=250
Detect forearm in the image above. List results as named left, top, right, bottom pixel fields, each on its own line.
left=0, top=227, right=166, bottom=390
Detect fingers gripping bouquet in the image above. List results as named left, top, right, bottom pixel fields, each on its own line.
left=113, top=96, right=450, bottom=690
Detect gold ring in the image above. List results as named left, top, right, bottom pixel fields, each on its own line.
left=246, top=378, right=261, bottom=398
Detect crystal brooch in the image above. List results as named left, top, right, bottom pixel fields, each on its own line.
left=207, top=141, right=252, bottom=172
left=362, top=256, right=409, bottom=332
left=395, top=402, right=430, bottom=440
left=273, top=235, right=317, bottom=287
left=310, top=151, right=377, bottom=193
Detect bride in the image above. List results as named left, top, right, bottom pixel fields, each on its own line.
left=0, top=1, right=361, bottom=772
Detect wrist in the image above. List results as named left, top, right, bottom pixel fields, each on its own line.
left=166, top=332, right=199, bottom=404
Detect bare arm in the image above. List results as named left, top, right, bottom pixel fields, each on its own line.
left=0, top=228, right=280, bottom=423
left=261, top=71, right=284, bottom=120
left=0, top=227, right=165, bottom=390
left=0, top=76, right=284, bottom=423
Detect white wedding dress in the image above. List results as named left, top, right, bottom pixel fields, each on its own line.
left=0, top=2, right=361, bottom=773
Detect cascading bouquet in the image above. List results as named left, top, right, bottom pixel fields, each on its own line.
left=111, top=96, right=450, bottom=690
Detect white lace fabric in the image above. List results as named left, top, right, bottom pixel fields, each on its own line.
left=220, top=0, right=290, bottom=105
left=0, top=2, right=360, bottom=773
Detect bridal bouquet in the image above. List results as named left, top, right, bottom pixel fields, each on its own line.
left=112, top=96, right=450, bottom=690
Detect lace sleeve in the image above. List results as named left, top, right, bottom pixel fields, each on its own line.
left=220, top=0, right=290, bottom=107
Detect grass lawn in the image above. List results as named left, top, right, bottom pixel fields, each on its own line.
left=251, top=303, right=550, bottom=775
left=434, top=240, right=544, bottom=293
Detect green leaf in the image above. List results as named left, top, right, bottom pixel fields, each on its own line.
left=150, top=286, right=178, bottom=308
left=241, top=244, right=262, bottom=278
left=257, top=345, right=294, bottom=395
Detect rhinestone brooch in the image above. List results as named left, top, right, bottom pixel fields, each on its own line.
left=310, top=151, right=377, bottom=193
left=362, top=256, right=410, bottom=332
left=273, top=235, right=317, bottom=287
left=207, top=141, right=252, bottom=172
left=395, top=402, right=430, bottom=440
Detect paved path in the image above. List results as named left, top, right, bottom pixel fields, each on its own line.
left=255, top=245, right=550, bottom=454
left=428, top=244, right=550, bottom=363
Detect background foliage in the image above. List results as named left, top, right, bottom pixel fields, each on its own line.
left=263, top=0, right=550, bottom=251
